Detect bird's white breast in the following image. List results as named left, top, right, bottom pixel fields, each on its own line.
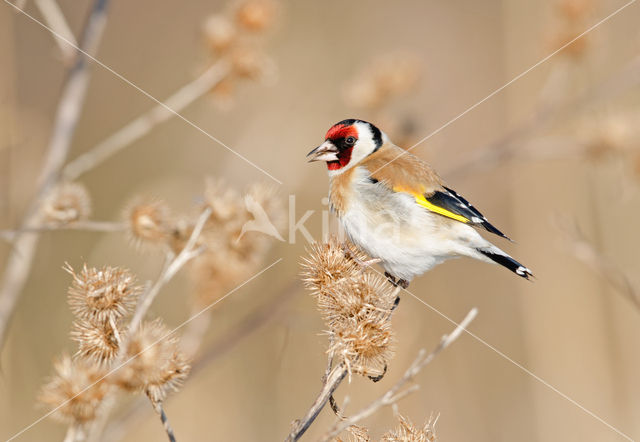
left=334, top=167, right=475, bottom=281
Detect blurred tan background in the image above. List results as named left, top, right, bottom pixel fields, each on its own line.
left=2, top=0, right=640, bottom=441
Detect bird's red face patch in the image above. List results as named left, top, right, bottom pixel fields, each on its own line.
left=325, top=124, right=358, bottom=170
left=325, top=124, right=358, bottom=142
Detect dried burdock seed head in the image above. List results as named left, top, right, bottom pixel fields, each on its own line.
left=344, top=53, right=422, bottom=110
left=71, top=319, right=121, bottom=365
left=65, top=264, right=140, bottom=324
left=42, top=182, right=91, bottom=225
left=557, top=0, right=592, bottom=22
left=114, top=319, right=190, bottom=400
left=145, top=351, right=191, bottom=405
left=235, top=0, right=277, bottom=32
left=581, top=112, right=637, bottom=161
left=124, top=198, right=172, bottom=250
left=301, top=238, right=364, bottom=293
left=204, top=178, right=242, bottom=221
left=335, top=425, right=371, bottom=442
left=381, top=414, right=438, bottom=442
left=38, top=354, right=108, bottom=424
left=203, top=14, right=237, bottom=54
left=317, top=273, right=397, bottom=332
left=229, top=47, right=275, bottom=81
left=330, top=312, right=394, bottom=378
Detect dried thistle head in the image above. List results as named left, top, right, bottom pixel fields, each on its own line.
left=71, top=319, right=121, bottom=365
left=114, top=319, right=190, bottom=403
left=42, top=182, right=91, bottom=225
left=235, top=0, right=277, bottom=32
left=344, top=53, right=422, bottom=110
left=203, top=14, right=237, bottom=54
left=229, top=46, right=275, bottom=81
left=65, top=264, right=140, bottom=324
left=190, top=180, right=283, bottom=306
left=300, top=239, right=363, bottom=293
left=38, top=354, right=108, bottom=424
left=334, top=425, right=371, bottom=442
left=330, top=311, right=394, bottom=378
left=381, top=414, right=438, bottom=442
left=317, top=273, right=397, bottom=331
left=124, top=198, right=172, bottom=250
left=557, top=0, right=593, bottom=22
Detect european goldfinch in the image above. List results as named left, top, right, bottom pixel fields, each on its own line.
left=307, top=119, right=532, bottom=288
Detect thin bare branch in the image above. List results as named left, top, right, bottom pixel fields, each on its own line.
left=62, top=60, right=230, bottom=181
left=34, top=0, right=77, bottom=61
left=286, top=362, right=348, bottom=442
left=319, top=307, right=478, bottom=442
left=128, top=207, right=212, bottom=334
left=558, top=218, right=640, bottom=310
left=0, top=0, right=109, bottom=351
left=0, top=221, right=124, bottom=241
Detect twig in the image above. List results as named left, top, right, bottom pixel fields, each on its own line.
left=151, top=401, right=177, bottom=442
left=319, top=307, right=478, bottom=442
left=34, top=0, right=77, bottom=62
left=128, top=206, right=212, bottom=334
left=445, top=54, right=640, bottom=179
left=285, top=362, right=348, bottom=442
left=558, top=218, right=640, bottom=310
left=0, top=221, right=124, bottom=241
left=86, top=207, right=212, bottom=441
left=0, top=0, right=109, bottom=351
left=101, top=282, right=299, bottom=442
left=62, top=60, right=230, bottom=181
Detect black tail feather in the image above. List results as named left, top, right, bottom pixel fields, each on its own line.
left=478, top=249, right=533, bottom=279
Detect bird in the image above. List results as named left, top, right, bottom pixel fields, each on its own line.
left=307, top=118, right=532, bottom=288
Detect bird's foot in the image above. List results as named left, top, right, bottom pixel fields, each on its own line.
left=385, top=271, right=398, bottom=286
left=397, top=279, right=410, bottom=289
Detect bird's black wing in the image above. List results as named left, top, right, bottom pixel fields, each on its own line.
left=425, top=186, right=511, bottom=240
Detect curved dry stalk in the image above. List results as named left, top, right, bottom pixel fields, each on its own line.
left=62, top=60, right=230, bottom=181
left=558, top=218, right=640, bottom=310
left=128, top=206, right=212, bottom=334
left=285, top=362, right=348, bottom=442
left=34, top=0, right=78, bottom=62
left=0, top=0, right=109, bottom=351
left=319, top=307, right=478, bottom=442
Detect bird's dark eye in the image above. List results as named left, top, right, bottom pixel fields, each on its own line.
left=345, top=136, right=356, bottom=145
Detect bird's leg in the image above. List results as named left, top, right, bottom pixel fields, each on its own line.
left=384, top=271, right=398, bottom=286
left=397, top=279, right=410, bottom=289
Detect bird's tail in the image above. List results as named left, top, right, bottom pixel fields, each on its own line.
left=477, top=248, right=533, bottom=280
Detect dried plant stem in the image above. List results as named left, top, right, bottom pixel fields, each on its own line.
left=319, top=307, right=478, bottom=442
left=87, top=207, right=211, bottom=441
left=0, top=0, right=109, bottom=351
left=286, top=362, right=348, bottom=442
left=0, top=221, right=124, bottom=240
left=128, top=206, right=212, bottom=334
left=62, top=60, right=230, bottom=181
left=102, top=283, right=298, bottom=442
left=560, top=219, right=640, bottom=310
left=34, top=0, right=78, bottom=62
left=63, top=424, right=83, bottom=442
left=446, top=54, right=640, bottom=179
left=151, top=401, right=177, bottom=442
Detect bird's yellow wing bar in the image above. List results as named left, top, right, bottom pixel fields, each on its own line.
left=393, top=186, right=470, bottom=224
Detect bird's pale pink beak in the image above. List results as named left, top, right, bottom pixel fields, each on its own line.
left=307, top=141, right=339, bottom=162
